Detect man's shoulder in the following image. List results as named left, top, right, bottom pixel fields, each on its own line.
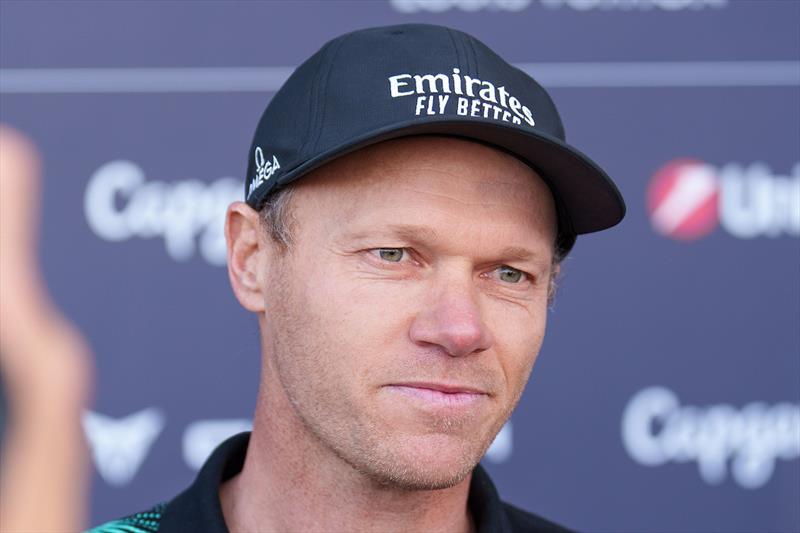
left=85, top=493, right=577, bottom=533
left=471, top=463, right=576, bottom=533
left=86, top=502, right=167, bottom=533
left=86, top=436, right=578, bottom=533
left=501, top=500, right=577, bottom=533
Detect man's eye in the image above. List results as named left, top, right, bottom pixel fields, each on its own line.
left=374, top=248, right=405, bottom=262
left=497, top=265, right=525, bottom=283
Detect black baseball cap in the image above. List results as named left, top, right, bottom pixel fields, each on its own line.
left=244, top=23, right=625, bottom=253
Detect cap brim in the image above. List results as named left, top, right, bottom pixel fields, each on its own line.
left=272, top=116, right=626, bottom=237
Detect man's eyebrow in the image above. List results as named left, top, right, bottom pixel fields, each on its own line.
left=497, top=246, right=539, bottom=263
left=386, top=224, right=440, bottom=242
left=344, top=224, right=440, bottom=243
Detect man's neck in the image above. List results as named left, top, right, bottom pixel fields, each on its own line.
left=219, top=373, right=475, bottom=533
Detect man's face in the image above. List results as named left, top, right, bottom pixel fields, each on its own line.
left=260, top=137, right=557, bottom=490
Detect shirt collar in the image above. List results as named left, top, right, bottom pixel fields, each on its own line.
left=161, top=431, right=512, bottom=533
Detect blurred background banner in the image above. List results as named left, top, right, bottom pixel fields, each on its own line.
left=1, top=1, right=798, bottom=531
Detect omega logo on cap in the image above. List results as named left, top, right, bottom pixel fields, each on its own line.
left=248, top=147, right=281, bottom=199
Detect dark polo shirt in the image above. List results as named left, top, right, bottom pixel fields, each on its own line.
left=90, top=432, right=574, bottom=533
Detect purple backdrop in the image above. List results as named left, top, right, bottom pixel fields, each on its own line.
left=1, top=1, right=798, bottom=532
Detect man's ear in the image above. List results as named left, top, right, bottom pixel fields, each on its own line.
left=225, top=202, right=268, bottom=312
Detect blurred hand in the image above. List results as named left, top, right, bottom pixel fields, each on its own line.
left=0, top=124, right=93, bottom=532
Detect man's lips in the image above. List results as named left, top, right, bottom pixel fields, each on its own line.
left=384, top=382, right=489, bottom=407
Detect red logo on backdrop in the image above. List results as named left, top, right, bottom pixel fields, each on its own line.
left=647, top=159, right=720, bottom=240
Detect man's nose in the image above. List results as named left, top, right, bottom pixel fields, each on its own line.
left=409, top=277, right=494, bottom=357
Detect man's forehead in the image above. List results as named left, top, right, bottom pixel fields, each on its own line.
left=297, top=136, right=547, bottom=199
left=283, top=138, right=557, bottom=252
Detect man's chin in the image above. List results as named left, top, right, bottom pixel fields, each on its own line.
left=350, top=433, right=485, bottom=492
left=367, top=460, right=475, bottom=492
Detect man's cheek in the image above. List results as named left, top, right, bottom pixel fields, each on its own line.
left=327, top=278, right=418, bottom=328
left=496, top=330, right=544, bottom=393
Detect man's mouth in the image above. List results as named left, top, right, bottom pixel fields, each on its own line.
left=384, top=382, right=488, bottom=407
